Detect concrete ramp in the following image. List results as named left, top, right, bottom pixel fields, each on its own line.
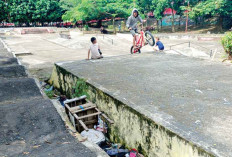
left=50, top=53, right=232, bottom=157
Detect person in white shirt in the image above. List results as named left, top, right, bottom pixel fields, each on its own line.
left=87, top=37, right=103, bottom=60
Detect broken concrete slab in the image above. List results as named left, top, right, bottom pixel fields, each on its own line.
left=50, top=52, right=232, bottom=157
left=0, top=99, right=97, bottom=157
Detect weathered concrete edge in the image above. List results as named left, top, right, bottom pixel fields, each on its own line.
left=49, top=63, right=217, bottom=157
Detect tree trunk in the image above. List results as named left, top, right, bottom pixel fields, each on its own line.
left=172, top=10, right=175, bottom=32
left=113, top=18, right=116, bottom=34
left=160, top=19, right=163, bottom=31
left=96, top=20, right=102, bottom=28
left=123, top=19, right=126, bottom=31
left=179, top=16, right=181, bottom=30
left=194, top=18, right=197, bottom=26
left=201, top=16, right=204, bottom=27
left=156, top=20, right=159, bottom=32
left=217, top=16, right=223, bottom=32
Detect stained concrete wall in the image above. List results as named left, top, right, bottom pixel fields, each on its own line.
left=49, top=64, right=215, bottom=157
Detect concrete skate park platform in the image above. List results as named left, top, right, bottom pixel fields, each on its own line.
left=50, top=53, right=232, bottom=157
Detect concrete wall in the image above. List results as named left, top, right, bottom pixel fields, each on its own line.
left=49, top=64, right=215, bottom=157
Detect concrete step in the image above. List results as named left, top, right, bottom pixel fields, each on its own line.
left=0, top=65, right=27, bottom=78
left=0, top=78, right=42, bottom=105
left=0, top=57, right=18, bottom=66
left=0, top=99, right=97, bottom=157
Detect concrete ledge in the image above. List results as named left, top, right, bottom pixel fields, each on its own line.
left=59, top=33, right=71, bottom=39
left=197, top=37, right=221, bottom=41
left=49, top=53, right=232, bottom=157
left=117, top=33, right=224, bottom=41
left=13, top=27, right=55, bottom=35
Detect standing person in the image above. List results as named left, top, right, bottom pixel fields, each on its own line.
left=153, top=37, right=164, bottom=51
left=87, top=37, right=103, bottom=60
left=126, top=8, right=146, bottom=48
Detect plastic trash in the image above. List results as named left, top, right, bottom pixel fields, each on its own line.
left=45, top=86, right=53, bottom=92
left=106, top=149, right=129, bottom=156
left=95, top=116, right=108, bottom=133
left=81, top=129, right=105, bottom=145
left=129, top=149, right=138, bottom=157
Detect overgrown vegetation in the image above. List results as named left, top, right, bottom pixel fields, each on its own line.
left=71, top=79, right=89, bottom=99
left=222, top=32, right=232, bottom=59
left=44, top=85, right=55, bottom=99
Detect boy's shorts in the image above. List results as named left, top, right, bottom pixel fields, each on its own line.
left=130, top=29, right=138, bottom=37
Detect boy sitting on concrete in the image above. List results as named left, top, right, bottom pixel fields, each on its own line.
left=87, top=37, right=103, bottom=60
left=153, top=37, right=164, bottom=51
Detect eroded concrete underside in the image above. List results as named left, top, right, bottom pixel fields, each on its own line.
left=50, top=53, right=232, bottom=157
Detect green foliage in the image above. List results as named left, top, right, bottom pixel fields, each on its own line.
left=151, top=30, right=158, bottom=34
left=44, top=85, right=55, bottom=98
left=84, top=25, right=89, bottom=31
left=45, top=90, right=55, bottom=99
left=108, top=25, right=114, bottom=29
left=0, top=0, right=63, bottom=24
left=62, top=0, right=133, bottom=23
left=0, top=0, right=231, bottom=31
left=72, top=79, right=89, bottom=99
left=0, top=1, right=9, bottom=22
left=221, top=32, right=232, bottom=57
left=189, top=0, right=232, bottom=29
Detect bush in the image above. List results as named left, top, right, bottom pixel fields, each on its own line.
left=222, top=32, right=232, bottom=59
left=108, top=25, right=114, bottom=29
left=44, top=85, right=55, bottom=99
left=84, top=25, right=89, bottom=31
left=45, top=90, right=54, bottom=99
left=72, top=79, right=89, bottom=98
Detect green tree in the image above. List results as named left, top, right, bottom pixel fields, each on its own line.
left=136, top=0, right=153, bottom=15
left=32, top=0, right=63, bottom=25
left=9, top=0, right=63, bottom=26
left=151, top=0, right=166, bottom=31
left=0, top=1, right=7, bottom=22
left=62, top=0, right=132, bottom=31
left=10, top=0, right=33, bottom=26
left=190, top=0, right=232, bottom=31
